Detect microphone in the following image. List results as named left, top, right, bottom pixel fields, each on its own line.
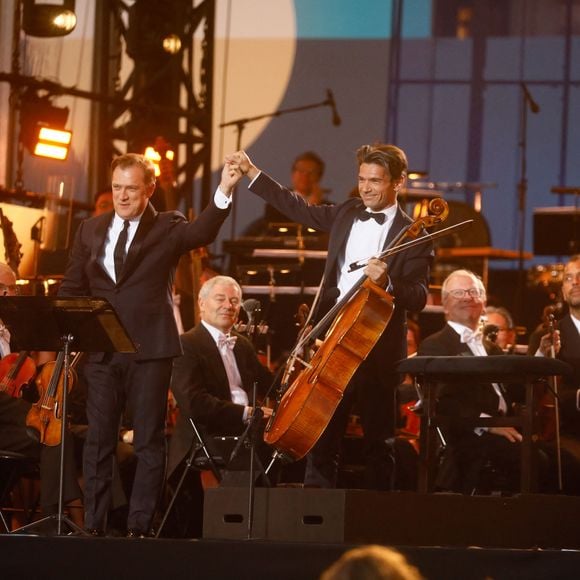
left=243, top=298, right=262, bottom=320
left=521, top=82, right=540, bottom=114
left=326, top=89, right=342, bottom=126
left=483, top=324, right=500, bottom=344
left=242, top=299, right=262, bottom=340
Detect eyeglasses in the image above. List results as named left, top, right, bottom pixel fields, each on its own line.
left=563, top=272, right=580, bottom=284
left=446, top=288, right=484, bottom=299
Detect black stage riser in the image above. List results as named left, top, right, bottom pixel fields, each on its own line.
left=204, top=488, right=580, bottom=549
left=1, top=536, right=580, bottom=580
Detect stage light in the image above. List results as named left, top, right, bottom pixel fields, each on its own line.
left=144, top=145, right=175, bottom=177
left=20, top=91, right=72, bottom=160
left=162, top=34, right=182, bottom=55
left=22, top=0, right=77, bottom=38
left=33, top=126, right=73, bottom=160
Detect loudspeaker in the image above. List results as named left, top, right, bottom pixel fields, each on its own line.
left=533, top=208, right=579, bottom=255
left=203, top=488, right=580, bottom=549
left=203, top=487, right=268, bottom=540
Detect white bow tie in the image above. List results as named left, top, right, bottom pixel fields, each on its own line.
left=218, top=334, right=237, bottom=352
left=460, top=328, right=483, bottom=344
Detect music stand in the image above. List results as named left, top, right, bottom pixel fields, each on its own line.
left=0, top=296, right=136, bottom=535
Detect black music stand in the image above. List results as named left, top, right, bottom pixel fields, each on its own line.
left=0, top=296, right=136, bottom=535
left=397, top=356, right=573, bottom=494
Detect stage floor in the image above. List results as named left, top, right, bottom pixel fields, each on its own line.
left=1, top=535, right=580, bottom=580
left=3, top=490, right=580, bottom=579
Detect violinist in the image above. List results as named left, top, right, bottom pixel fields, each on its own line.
left=223, top=144, right=432, bottom=490
left=0, top=262, right=82, bottom=528
left=485, top=306, right=517, bottom=352
left=528, top=255, right=580, bottom=494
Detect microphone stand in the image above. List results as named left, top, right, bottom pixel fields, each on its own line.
left=515, top=83, right=538, bottom=322
left=226, top=382, right=269, bottom=539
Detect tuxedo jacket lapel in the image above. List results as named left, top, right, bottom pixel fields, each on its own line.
left=196, top=325, right=232, bottom=400
left=90, top=213, right=113, bottom=281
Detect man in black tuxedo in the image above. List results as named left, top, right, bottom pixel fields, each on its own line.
left=58, top=154, right=233, bottom=536
left=165, top=276, right=273, bottom=537
left=418, top=269, right=532, bottom=493
left=167, top=275, right=273, bottom=479
left=224, top=144, right=432, bottom=490
left=528, top=255, right=580, bottom=493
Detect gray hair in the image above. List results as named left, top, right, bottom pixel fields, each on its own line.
left=486, top=305, right=514, bottom=329
left=441, top=269, right=486, bottom=302
left=198, top=275, right=242, bottom=300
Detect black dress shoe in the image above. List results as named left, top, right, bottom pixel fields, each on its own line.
left=126, top=528, right=148, bottom=538
left=86, top=528, right=105, bottom=537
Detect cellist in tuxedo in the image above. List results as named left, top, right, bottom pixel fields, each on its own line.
left=223, top=145, right=432, bottom=490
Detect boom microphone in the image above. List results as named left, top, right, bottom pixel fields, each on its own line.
left=326, top=89, right=342, bottom=126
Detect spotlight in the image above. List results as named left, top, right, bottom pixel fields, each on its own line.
left=20, top=90, right=72, bottom=160
left=162, top=34, right=182, bottom=55
left=33, top=126, right=73, bottom=160
left=144, top=145, right=174, bottom=177
left=22, top=0, right=77, bottom=38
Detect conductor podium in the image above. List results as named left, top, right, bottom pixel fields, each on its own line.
left=0, top=296, right=135, bottom=535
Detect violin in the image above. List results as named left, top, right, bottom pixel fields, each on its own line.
left=26, top=351, right=82, bottom=446
left=264, top=198, right=451, bottom=461
left=0, top=351, right=36, bottom=398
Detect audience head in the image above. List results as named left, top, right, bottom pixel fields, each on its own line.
left=320, top=545, right=423, bottom=580
left=198, top=275, right=242, bottom=333
left=441, top=269, right=486, bottom=329
left=0, top=263, right=18, bottom=296
left=562, top=254, right=580, bottom=314
left=291, top=151, right=325, bottom=203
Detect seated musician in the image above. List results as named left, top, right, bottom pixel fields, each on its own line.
left=484, top=306, right=518, bottom=353
left=527, top=254, right=580, bottom=495
left=0, top=263, right=82, bottom=530
left=417, top=268, right=548, bottom=494
left=166, top=275, right=273, bottom=537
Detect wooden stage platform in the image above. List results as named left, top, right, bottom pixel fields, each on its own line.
left=2, top=490, right=580, bottom=579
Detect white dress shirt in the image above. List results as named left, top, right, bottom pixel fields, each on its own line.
left=337, top=204, right=398, bottom=300
left=201, top=320, right=248, bottom=407
left=448, top=321, right=508, bottom=417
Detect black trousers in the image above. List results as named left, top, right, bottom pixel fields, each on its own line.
left=304, top=358, right=398, bottom=490
left=83, top=353, right=172, bottom=531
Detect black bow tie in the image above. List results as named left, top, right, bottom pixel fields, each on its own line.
left=358, top=209, right=386, bottom=225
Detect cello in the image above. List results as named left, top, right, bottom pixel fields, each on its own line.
left=264, top=198, right=453, bottom=460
